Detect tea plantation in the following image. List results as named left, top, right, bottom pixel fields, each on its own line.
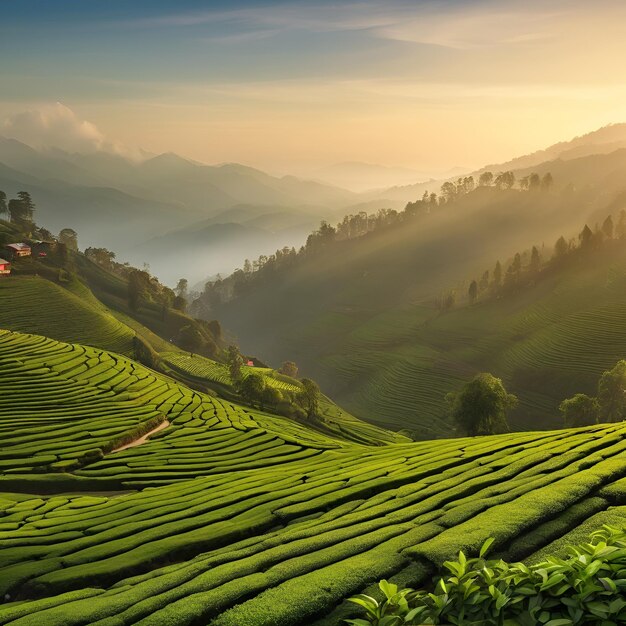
left=3, top=331, right=626, bottom=624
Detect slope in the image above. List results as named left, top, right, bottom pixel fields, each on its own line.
left=3, top=331, right=626, bottom=625
left=212, top=186, right=626, bottom=436
left=0, top=276, right=136, bottom=356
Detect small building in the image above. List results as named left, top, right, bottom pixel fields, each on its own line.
left=32, top=240, right=54, bottom=258
left=0, top=258, right=10, bottom=276
left=5, top=243, right=31, bottom=259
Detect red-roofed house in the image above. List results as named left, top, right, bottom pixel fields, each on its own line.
left=0, top=258, right=10, bottom=276
left=5, top=243, right=31, bottom=259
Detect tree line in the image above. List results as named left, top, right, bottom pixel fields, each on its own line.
left=197, top=172, right=554, bottom=313
left=450, top=211, right=626, bottom=311
left=226, top=346, right=321, bottom=422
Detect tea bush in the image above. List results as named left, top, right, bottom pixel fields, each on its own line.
left=347, top=526, right=626, bottom=625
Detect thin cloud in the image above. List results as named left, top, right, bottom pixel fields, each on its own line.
left=2, top=102, right=141, bottom=158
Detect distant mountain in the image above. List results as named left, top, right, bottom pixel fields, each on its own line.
left=365, top=123, right=626, bottom=205
left=480, top=123, right=626, bottom=174
left=0, top=160, right=185, bottom=250
left=0, top=136, right=362, bottom=281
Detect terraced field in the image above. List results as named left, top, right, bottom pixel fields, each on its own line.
left=307, top=245, right=626, bottom=437
left=3, top=330, right=626, bottom=624
left=0, top=277, right=135, bottom=356
left=162, top=352, right=301, bottom=393
left=161, top=351, right=401, bottom=445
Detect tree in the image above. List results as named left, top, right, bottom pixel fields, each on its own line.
left=85, top=247, right=115, bottom=270
left=529, top=246, right=541, bottom=274
left=8, top=199, right=30, bottom=227
left=528, top=173, right=541, bottom=191
left=602, top=215, right=614, bottom=240
left=540, top=172, right=553, bottom=192
left=0, top=191, right=7, bottom=218
left=494, top=171, right=515, bottom=190
left=468, top=280, right=478, bottom=304
left=59, top=228, right=78, bottom=252
left=511, top=253, right=522, bottom=281
left=446, top=373, right=517, bottom=436
left=297, top=378, right=321, bottom=420
left=172, top=295, right=187, bottom=312
left=127, top=270, right=145, bottom=311
left=559, top=394, right=599, bottom=428
left=553, top=235, right=569, bottom=259
left=178, top=325, right=206, bottom=353
left=579, top=224, right=593, bottom=249
left=8, top=191, right=35, bottom=228
left=479, top=270, right=489, bottom=291
left=175, top=278, right=188, bottom=299
left=227, top=345, right=244, bottom=384
left=492, top=261, right=502, bottom=290
left=261, top=386, right=282, bottom=410
left=279, top=361, right=299, bottom=378
left=598, top=360, right=626, bottom=422
left=239, top=373, right=265, bottom=407
left=478, top=172, right=493, bottom=187
left=440, top=181, right=457, bottom=202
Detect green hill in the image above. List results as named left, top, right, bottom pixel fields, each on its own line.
left=208, top=187, right=626, bottom=436
left=3, top=331, right=626, bottom=624
left=0, top=276, right=136, bottom=356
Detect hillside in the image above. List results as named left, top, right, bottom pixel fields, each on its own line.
left=0, top=137, right=360, bottom=274
left=209, top=183, right=626, bottom=435
left=369, top=124, right=626, bottom=205
left=0, top=231, right=374, bottom=441
left=3, top=331, right=626, bottom=624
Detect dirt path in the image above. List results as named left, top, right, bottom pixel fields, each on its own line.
left=111, top=420, right=170, bottom=453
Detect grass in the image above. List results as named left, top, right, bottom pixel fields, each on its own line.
left=213, top=224, right=626, bottom=437
left=0, top=276, right=135, bottom=356
left=2, top=330, right=626, bottom=624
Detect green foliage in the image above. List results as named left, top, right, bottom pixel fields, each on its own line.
left=559, top=393, right=599, bottom=427
left=348, top=527, right=626, bottom=625
left=446, top=373, right=517, bottom=436
left=297, top=377, right=321, bottom=419
left=239, top=373, right=266, bottom=406
left=227, top=345, right=244, bottom=383
left=597, top=360, right=626, bottom=422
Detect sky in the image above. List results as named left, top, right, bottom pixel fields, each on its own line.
left=2, top=0, right=626, bottom=174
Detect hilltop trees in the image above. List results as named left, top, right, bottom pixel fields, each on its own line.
left=447, top=373, right=517, bottom=436
left=85, top=247, right=115, bottom=270
left=559, top=360, right=626, bottom=427
left=127, top=270, right=147, bottom=311
left=468, top=280, right=478, bottom=304
left=8, top=191, right=35, bottom=228
left=554, top=236, right=569, bottom=259
left=279, top=361, right=299, bottom=378
left=297, top=378, right=321, bottom=420
left=598, top=360, right=626, bottom=422
left=59, top=228, right=78, bottom=252
left=0, top=191, right=7, bottom=218
left=227, top=345, right=244, bottom=384
left=478, top=171, right=493, bottom=187
left=494, top=171, right=515, bottom=190
left=239, top=373, right=265, bottom=407
left=560, top=394, right=599, bottom=427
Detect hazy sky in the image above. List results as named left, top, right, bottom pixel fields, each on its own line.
left=2, top=0, right=626, bottom=173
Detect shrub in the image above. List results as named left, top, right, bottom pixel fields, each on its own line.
left=347, top=526, right=626, bottom=625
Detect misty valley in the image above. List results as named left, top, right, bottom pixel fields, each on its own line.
left=4, top=2, right=626, bottom=625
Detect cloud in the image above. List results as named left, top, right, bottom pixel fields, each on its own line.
left=2, top=102, right=139, bottom=157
